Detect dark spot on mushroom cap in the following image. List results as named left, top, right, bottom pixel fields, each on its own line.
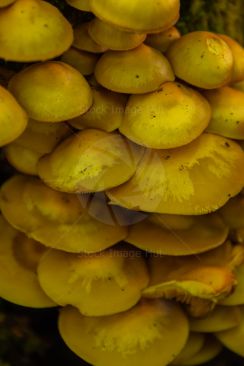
left=225, top=142, right=230, bottom=148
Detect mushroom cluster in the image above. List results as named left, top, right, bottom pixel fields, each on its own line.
left=0, top=0, right=244, bottom=365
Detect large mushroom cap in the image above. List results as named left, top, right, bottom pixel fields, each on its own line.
left=171, top=333, right=205, bottom=365
left=219, top=34, right=244, bottom=83
left=37, top=129, right=144, bottom=193
left=120, top=82, right=211, bottom=149
left=8, top=61, right=93, bottom=122
left=0, top=0, right=73, bottom=61
left=90, top=0, right=180, bottom=33
left=38, top=247, right=149, bottom=316
left=166, top=31, right=233, bottom=89
left=58, top=299, right=189, bottom=366
left=66, top=0, right=91, bottom=11
left=61, top=47, right=99, bottom=76
left=94, top=44, right=175, bottom=94
left=0, top=85, right=28, bottom=147
left=0, top=215, right=55, bottom=308
left=107, top=133, right=244, bottom=215
left=125, top=213, right=228, bottom=255
left=145, top=27, right=181, bottom=53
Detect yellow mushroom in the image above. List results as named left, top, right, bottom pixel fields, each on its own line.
left=66, top=0, right=90, bottom=11
left=221, top=264, right=244, bottom=306
left=219, top=34, right=244, bottom=83
left=125, top=213, right=228, bottom=256
left=88, top=18, right=146, bottom=51
left=73, top=22, right=108, bottom=53
left=166, top=31, right=233, bottom=89
left=171, top=333, right=205, bottom=365
left=0, top=215, right=55, bottom=308
left=58, top=299, right=189, bottom=366
left=37, top=129, right=144, bottom=193
left=61, top=47, right=99, bottom=76
left=4, top=145, right=44, bottom=175
left=69, top=87, right=127, bottom=132
left=145, top=27, right=181, bottom=53
left=120, top=82, right=211, bottom=149
left=95, top=44, right=175, bottom=94
left=90, top=0, right=180, bottom=33
left=38, top=246, right=149, bottom=316
left=0, top=0, right=16, bottom=7
left=0, top=85, right=28, bottom=147
left=0, top=0, right=73, bottom=61
left=232, top=80, right=244, bottom=92
left=8, top=61, right=93, bottom=122
left=0, top=175, right=127, bottom=253
left=219, top=195, right=244, bottom=230
left=204, top=87, right=244, bottom=140
left=107, top=133, right=244, bottom=215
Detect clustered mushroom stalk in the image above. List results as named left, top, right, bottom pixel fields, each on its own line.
left=0, top=0, right=244, bottom=365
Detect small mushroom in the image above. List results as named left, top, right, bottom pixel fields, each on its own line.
left=38, top=246, right=149, bottom=316
left=0, top=0, right=73, bottom=61
left=145, top=27, right=181, bottom=53
left=120, top=81, right=211, bottom=149
left=73, top=22, right=108, bottom=53
left=171, top=333, right=205, bottom=365
left=58, top=299, right=189, bottom=366
left=61, top=47, right=99, bottom=76
left=88, top=18, right=146, bottom=51
left=37, top=129, right=144, bottom=193
left=66, top=0, right=91, bottom=11
left=94, top=44, right=175, bottom=94
left=107, top=133, right=244, bottom=215
left=90, top=0, right=180, bottom=33
left=219, top=34, right=244, bottom=83
left=166, top=31, right=233, bottom=89
left=8, top=61, right=93, bottom=122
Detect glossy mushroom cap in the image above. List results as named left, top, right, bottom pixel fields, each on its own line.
left=205, top=87, right=244, bottom=140
left=88, top=18, right=146, bottom=51
left=58, top=299, right=189, bottom=366
left=61, top=47, right=99, bottom=76
left=8, top=61, right=93, bottom=122
left=171, top=333, right=205, bottom=365
left=69, top=87, right=127, bottom=132
left=145, top=27, right=181, bottom=53
left=73, top=22, right=108, bottom=53
left=0, top=215, right=55, bottom=308
left=38, top=247, right=149, bottom=316
left=219, top=34, right=244, bottom=83
left=0, top=85, right=28, bottom=147
left=120, top=82, right=211, bottom=149
left=167, top=31, right=233, bottom=89
left=95, top=44, right=175, bottom=94
left=66, top=0, right=91, bottom=11
left=125, top=213, right=228, bottom=255
left=107, top=133, right=244, bottom=215
left=0, top=175, right=127, bottom=253
left=90, top=0, right=180, bottom=33
left=37, top=129, right=144, bottom=193
left=0, top=0, right=73, bottom=61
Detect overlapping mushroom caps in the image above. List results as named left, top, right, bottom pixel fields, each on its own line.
left=66, top=0, right=91, bottom=11
left=171, top=333, right=205, bottom=365
left=73, top=22, right=108, bottom=53
left=58, top=299, right=189, bottom=366
left=219, top=34, right=244, bottom=83
left=0, top=175, right=127, bottom=253
left=219, top=195, right=244, bottom=243
left=145, top=27, right=181, bottom=53
left=61, top=47, right=99, bottom=76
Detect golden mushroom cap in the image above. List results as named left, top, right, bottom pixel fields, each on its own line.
left=145, top=27, right=181, bottom=53
left=171, top=333, right=205, bottom=365
left=66, top=0, right=91, bottom=11
left=4, top=144, right=43, bottom=175
left=58, top=299, right=189, bottom=366
left=0, top=215, right=55, bottom=308
left=38, top=247, right=149, bottom=316
left=0, top=85, right=28, bottom=147
left=61, top=47, right=99, bottom=76
left=88, top=18, right=146, bottom=51
left=37, top=129, right=144, bottom=193
left=0, top=175, right=127, bottom=253
left=107, top=133, right=244, bottom=215
left=204, top=87, right=244, bottom=140
left=69, top=87, right=127, bottom=132
left=166, top=31, right=233, bottom=89
left=0, top=0, right=73, bottom=61
left=73, top=22, right=108, bottom=53
left=8, top=61, right=93, bottom=122
left=90, top=0, right=180, bottom=33
left=120, top=82, right=211, bottom=149
left=126, top=213, right=228, bottom=256
left=219, top=34, right=244, bottom=83
left=0, top=0, right=16, bottom=7
left=94, top=44, right=175, bottom=94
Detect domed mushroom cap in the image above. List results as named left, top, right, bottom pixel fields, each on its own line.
left=166, top=31, right=233, bottom=89
left=90, top=0, right=180, bottom=33
left=95, top=44, right=175, bottom=94
left=171, top=333, right=205, bottom=365
left=0, top=85, right=28, bottom=147
left=219, top=34, right=244, bottom=83
left=0, top=0, right=16, bottom=7
left=0, top=0, right=73, bottom=61
left=0, top=175, right=127, bottom=253
left=145, top=27, right=181, bottom=53
left=125, top=213, right=228, bottom=255
left=37, top=129, right=144, bottom=193
left=8, top=61, right=93, bottom=122
left=4, top=144, right=43, bottom=175
left=107, top=133, right=244, bottom=215
left=0, top=215, right=55, bottom=308
left=66, top=0, right=91, bottom=11
left=61, top=47, right=99, bottom=76
left=88, top=18, right=146, bottom=51
left=204, top=87, right=244, bottom=140
left=73, top=22, right=108, bottom=53
left=58, top=299, right=189, bottom=366
left=120, top=82, right=211, bottom=149
left=38, top=247, right=149, bottom=316
left=221, top=264, right=244, bottom=306
left=69, top=87, right=127, bottom=132
left=215, top=306, right=244, bottom=357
